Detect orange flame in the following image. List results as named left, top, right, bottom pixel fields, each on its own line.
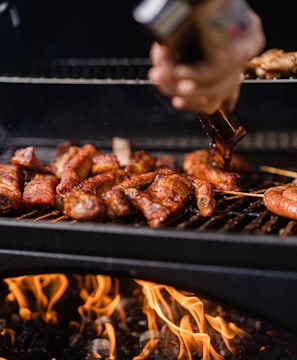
left=4, top=274, right=68, bottom=324
left=135, top=280, right=243, bottom=360
left=2, top=274, right=244, bottom=359
left=75, top=274, right=121, bottom=359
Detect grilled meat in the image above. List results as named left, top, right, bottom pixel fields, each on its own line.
left=125, top=150, right=156, bottom=176
left=49, top=145, right=80, bottom=179
left=0, top=164, right=23, bottom=211
left=10, top=146, right=50, bottom=174
left=263, top=184, right=297, bottom=220
left=182, top=149, right=249, bottom=191
left=244, top=48, right=297, bottom=79
left=56, top=144, right=97, bottom=196
left=125, top=188, right=169, bottom=227
left=125, top=173, right=194, bottom=227
left=192, top=178, right=216, bottom=217
left=102, top=168, right=173, bottom=220
left=22, top=173, right=59, bottom=210
left=92, top=153, right=120, bottom=175
left=0, top=140, right=254, bottom=226
left=63, top=170, right=127, bottom=221
left=76, top=169, right=127, bottom=197
left=63, top=192, right=106, bottom=221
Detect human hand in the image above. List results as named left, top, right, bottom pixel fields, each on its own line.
left=148, top=0, right=265, bottom=114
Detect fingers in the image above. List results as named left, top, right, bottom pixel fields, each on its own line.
left=171, top=73, right=242, bottom=114
left=148, top=42, right=243, bottom=114
left=148, top=42, right=179, bottom=97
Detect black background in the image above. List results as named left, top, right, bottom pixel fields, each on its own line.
left=0, top=0, right=296, bottom=141
left=0, top=0, right=296, bottom=72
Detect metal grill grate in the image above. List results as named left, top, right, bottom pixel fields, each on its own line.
left=30, top=58, right=152, bottom=80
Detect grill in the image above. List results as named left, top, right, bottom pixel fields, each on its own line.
left=1, top=0, right=297, bottom=343
left=1, top=130, right=297, bottom=335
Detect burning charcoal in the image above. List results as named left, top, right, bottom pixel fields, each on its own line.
left=0, top=332, right=11, bottom=356
left=88, top=338, right=111, bottom=358
left=139, top=329, right=160, bottom=347
left=11, top=319, right=66, bottom=360
left=0, top=317, right=6, bottom=330
left=63, top=331, right=94, bottom=360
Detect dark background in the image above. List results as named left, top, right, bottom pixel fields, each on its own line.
left=0, top=0, right=296, bottom=142
left=0, top=0, right=296, bottom=73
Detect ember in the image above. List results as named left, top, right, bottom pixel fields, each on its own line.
left=0, top=274, right=297, bottom=359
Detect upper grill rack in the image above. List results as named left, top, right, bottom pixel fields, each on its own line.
left=29, top=58, right=152, bottom=80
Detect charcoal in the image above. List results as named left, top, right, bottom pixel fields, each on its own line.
left=14, top=320, right=53, bottom=351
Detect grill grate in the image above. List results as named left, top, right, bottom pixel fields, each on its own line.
left=29, top=58, right=152, bottom=80
left=1, top=141, right=297, bottom=237
left=1, top=170, right=296, bottom=237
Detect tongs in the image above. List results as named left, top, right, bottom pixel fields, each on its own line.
left=134, top=0, right=247, bottom=168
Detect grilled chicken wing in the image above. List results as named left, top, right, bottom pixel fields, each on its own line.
left=125, top=173, right=194, bottom=227
left=102, top=168, right=173, bottom=220
left=56, top=144, right=97, bottom=196
left=183, top=149, right=249, bottom=191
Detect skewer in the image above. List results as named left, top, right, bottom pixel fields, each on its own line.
left=34, top=210, right=60, bottom=221
left=51, top=215, right=67, bottom=223
left=213, top=189, right=264, bottom=198
left=259, top=165, right=297, bottom=179
left=16, top=210, right=38, bottom=220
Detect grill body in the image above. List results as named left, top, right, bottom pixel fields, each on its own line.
left=0, top=0, right=297, bottom=336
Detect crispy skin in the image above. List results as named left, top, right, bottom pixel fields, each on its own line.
left=125, top=173, right=194, bottom=227
left=125, top=188, right=169, bottom=227
left=63, top=192, right=106, bottom=221
left=56, top=144, right=97, bottom=196
left=248, top=49, right=297, bottom=79
left=77, top=169, right=127, bottom=197
left=192, top=178, right=216, bottom=217
left=49, top=145, right=80, bottom=179
left=92, top=153, right=120, bottom=175
left=10, top=146, right=50, bottom=174
left=62, top=170, right=126, bottom=221
left=0, top=164, right=23, bottom=211
left=264, top=184, right=297, bottom=220
left=22, top=173, right=59, bottom=209
left=146, top=173, right=194, bottom=213
left=183, top=149, right=240, bottom=191
left=125, top=150, right=155, bottom=176
left=102, top=168, right=173, bottom=219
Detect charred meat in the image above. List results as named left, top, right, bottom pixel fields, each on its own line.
left=22, top=174, right=59, bottom=210
left=0, top=164, right=23, bottom=211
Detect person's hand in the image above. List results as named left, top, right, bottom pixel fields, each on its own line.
left=148, top=42, right=242, bottom=114
left=148, top=0, right=265, bottom=114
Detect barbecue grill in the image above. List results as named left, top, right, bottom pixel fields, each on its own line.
left=1, top=0, right=297, bottom=340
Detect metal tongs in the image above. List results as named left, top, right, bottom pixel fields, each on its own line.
left=134, top=0, right=247, bottom=168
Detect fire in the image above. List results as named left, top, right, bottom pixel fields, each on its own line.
left=1, top=274, right=244, bottom=359
left=135, top=280, right=243, bottom=360
left=4, top=274, right=69, bottom=324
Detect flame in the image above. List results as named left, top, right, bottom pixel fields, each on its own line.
left=2, top=274, right=244, bottom=359
left=135, top=280, right=244, bottom=360
left=4, top=274, right=68, bottom=324
left=75, top=274, right=121, bottom=359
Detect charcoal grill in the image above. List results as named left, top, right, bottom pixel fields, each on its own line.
left=1, top=0, right=297, bottom=339
left=1, top=75, right=297, bottom=335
